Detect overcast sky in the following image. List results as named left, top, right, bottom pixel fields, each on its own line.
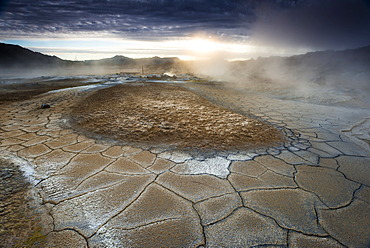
left=1, top=0, right=370, bottom=60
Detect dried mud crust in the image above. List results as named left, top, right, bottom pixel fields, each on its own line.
left=70, top=83, right=284, bottom=150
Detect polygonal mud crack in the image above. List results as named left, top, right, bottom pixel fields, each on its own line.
left=51, top=175, right=154, bottom=237
left=318, top=199, right=370, bottom=248
left=88, top=184, right=204, bottom=247
left=205, top=208, right=287, bottom=247
left=171, top=156, right=231, bottom=178
left=241, top=189, right=326, bottom=235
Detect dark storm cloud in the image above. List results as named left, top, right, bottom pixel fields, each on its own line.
left=251, top=0, right=370, bottom=49
left=0, top=0, right=370, bottom=49
left=0, top=0, right=255, bottom=39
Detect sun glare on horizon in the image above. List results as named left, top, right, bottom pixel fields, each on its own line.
left=187, top=38, right=223, bottom=54
left=2, top=36, right=299, bottom=62
left=170, top=37, right=257, bottom=60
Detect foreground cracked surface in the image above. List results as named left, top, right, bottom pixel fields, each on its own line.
left=1, top=81, right=369, bottom=247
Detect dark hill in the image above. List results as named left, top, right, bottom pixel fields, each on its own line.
left=0, top=43, right=70, bottom=68
left=85, top=55, right=136, bottom=66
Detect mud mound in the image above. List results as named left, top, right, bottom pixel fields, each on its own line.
left=70, top=83, right=283, bottom=150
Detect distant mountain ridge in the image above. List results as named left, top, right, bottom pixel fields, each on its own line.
left=1, top=42, right=369, bottom=82
left=0, top=42, right=181, bottom=70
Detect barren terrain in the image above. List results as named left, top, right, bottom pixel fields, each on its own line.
left=0, top=74, right=369, bottom=247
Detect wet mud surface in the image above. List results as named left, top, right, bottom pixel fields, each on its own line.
left=0, top=159, right=46, bottom=247
left=0, top=78, right=104, bottom=103
left=70, top=83, right=283, bottom=150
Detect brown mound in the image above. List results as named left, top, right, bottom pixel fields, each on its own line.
left=70, top=83, right=283, bottom=150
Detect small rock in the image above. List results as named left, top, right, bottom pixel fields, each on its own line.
left=41, top=104, right=51, bottom=109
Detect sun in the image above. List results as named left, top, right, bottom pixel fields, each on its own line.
left=187, top=38, right=223, bottom=54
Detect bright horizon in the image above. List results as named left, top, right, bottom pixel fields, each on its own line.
left=0, top=37, right=312, bottom=62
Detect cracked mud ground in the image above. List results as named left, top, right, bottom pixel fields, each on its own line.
left=0, top=80, right=369, bottom=247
